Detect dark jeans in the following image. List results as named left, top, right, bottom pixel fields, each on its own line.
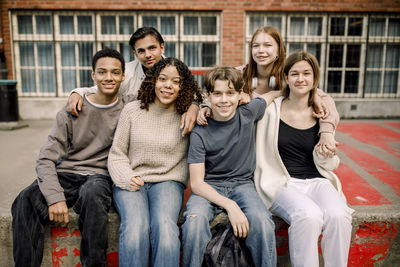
left=11, top=172, right=113, bottom=267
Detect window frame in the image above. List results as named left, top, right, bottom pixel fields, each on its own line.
left=246, top=12, right=400, bottom=98
left=179, top=12, right=221, bottom=71
left=12, top=12, right=56, bottom=96
left=11, top=11, right=221, bottom=96
left=365, top=15, right=400, bottom=97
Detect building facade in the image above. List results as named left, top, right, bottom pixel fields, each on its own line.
left=1, top=0, right=399, bottom=119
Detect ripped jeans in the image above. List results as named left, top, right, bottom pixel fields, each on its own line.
left=181, top=182, right=276, bottom=267
left=11, top=172, right=113, bottom=267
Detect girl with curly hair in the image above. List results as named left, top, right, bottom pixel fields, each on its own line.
left=108, top=57, right=202, bottom=267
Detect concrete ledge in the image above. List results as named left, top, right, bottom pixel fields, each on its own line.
left=17, top=98, right=400, bottom=120
left=335, top=98, right=400, bottom=119
left=0, top=121, right=29, bottom=131
left=19, top=98, right=67, bottom=120
left=2, top=205, right=399, bottom=266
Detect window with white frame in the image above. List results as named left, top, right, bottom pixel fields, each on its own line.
left=12, top=11, right=220, bottom=96
left=140, top=14, right=177, bottom=58
left=326, top=16, right=365, bottom=96
left=180, top=14, right=219, bottom=69
left=246, top=13, right=400, bottom=98
left=13, top=13, right=56, bottom=96
left=365, top=16, right=400, bottom=97
left=97, top=14, right=136, bottom=62
left=55, top=14, right=96, bottom=93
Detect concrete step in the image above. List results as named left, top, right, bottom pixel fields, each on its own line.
left=1, top=120, right=399, bottom=266
left=2, top=205, right=399, bottom=266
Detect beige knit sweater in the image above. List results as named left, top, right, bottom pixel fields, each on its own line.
left=108, top=101, right=188, bottom=191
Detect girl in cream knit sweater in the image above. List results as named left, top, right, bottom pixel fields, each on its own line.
left=108, top=58, right=202, bottom=267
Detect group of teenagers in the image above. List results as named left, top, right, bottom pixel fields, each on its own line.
left=11, top=25, right=354, bottom=267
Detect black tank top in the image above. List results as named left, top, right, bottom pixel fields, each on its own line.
left=278, top=119, right=323, bottom=179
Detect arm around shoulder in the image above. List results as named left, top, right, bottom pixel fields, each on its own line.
left=66, top=86, right=98, bottom=116
left=317, top=89, right=339, bottom=135
left=70, top=85, right=98, bottom=97
left=258, top=90, right=282, bottom=107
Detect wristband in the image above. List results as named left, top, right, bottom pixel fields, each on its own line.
left=191, top=101, right=200, bottom=107
left=319, top=131, right=335, bottom=136
left=200, top=103, right=211, bottom=109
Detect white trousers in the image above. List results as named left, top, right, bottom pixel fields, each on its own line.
left=270, top=178, right=353, bottom=267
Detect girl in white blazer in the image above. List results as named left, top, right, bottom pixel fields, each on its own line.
left=254, top=51, right=354, bottom=267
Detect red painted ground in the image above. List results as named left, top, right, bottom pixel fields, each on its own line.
left=335, top=163, right=391, bottom=205
left=50, top=121, right=400, bottom=266
left=348, top=221, right=400, bottom=266
left=339, top=142, right=400, bottom=197
left=337, top=122, right=400, bottom=159
left=383, top=121, right=400, bottom=130
left=50, top=227, right=71, bottom=267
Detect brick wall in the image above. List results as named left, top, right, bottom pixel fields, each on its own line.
left=1, top=0, right=400, bottom=79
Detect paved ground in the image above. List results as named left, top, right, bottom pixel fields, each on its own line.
left=1, top=119, right=399, bottom=215
left=0, top=119, right=399, bottom=266
left=0, top=119, right=54, bottom=215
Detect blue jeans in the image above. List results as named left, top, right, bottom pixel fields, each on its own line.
left=11, top=173, right=113, bottom=267
left=182, top=182, right=276, bottom=267
left=113, top=181, right=184, bottom=267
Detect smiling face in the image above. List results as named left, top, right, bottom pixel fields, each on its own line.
left=208, top=79, right=241, bottom=122
left=134, top=35, right=165, bottom=70
left=251, top=32, right=279, bottom=68
left=91, top=57, right=125, bottom=98
left=285, top=60, right=315, bottom=98
left=154, top=65, right=181, bottom=110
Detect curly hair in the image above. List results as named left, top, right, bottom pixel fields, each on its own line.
left=138, top=57, right=203, bottom=115
left=242, top=26, right=286, bottom=94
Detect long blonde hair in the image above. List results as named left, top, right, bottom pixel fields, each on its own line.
left=242, top=26, right=286, bottom=94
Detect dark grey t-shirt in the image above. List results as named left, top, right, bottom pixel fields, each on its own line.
left=188, top=97, right=266, bottom=187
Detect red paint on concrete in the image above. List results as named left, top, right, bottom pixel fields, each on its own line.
left=348, top=221, right=400, bottom=266
left=71, top=229, right=81, bottom=237
left=50, top=226, right=69, bottom=240
left=73, top=248, right=80, bottom=256
left=337, top=122, right=400, bottom=158
left=50, top=227, right=74, bottom=267
left=51, top=226, right=81, bottom=266
left=339, top=142, right=400, bottom=197
left=335, top=163, right=391, bottom=205
left=51, top=242, right=67, bottom=267
left=107, top=252, right=119, bottom=266
left=383, top=121, right=400, bottom=130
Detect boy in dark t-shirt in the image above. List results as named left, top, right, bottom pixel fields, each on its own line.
left=182, top=66, right=281, bottom=267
